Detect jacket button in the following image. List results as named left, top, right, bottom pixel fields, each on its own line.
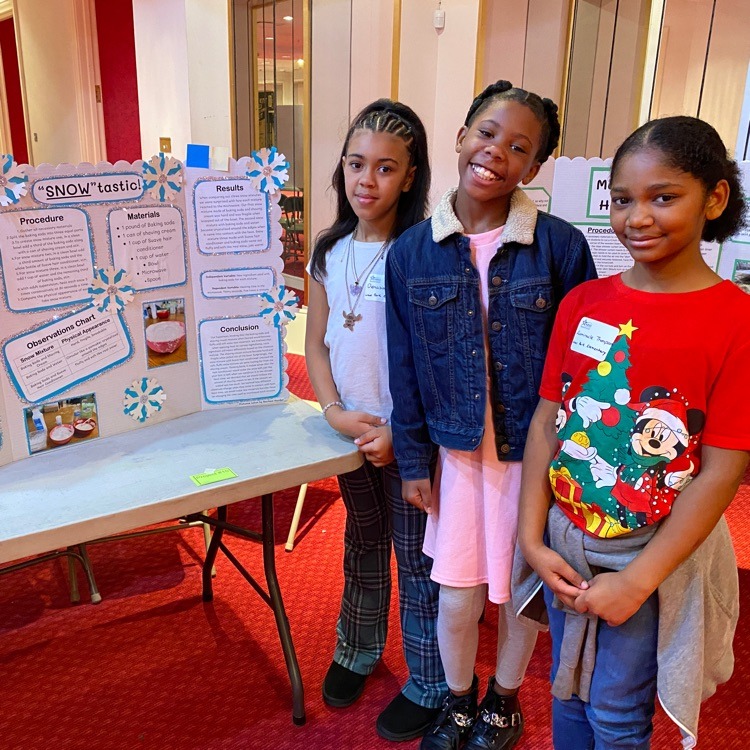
left=464, top=267, right=471, bottom=274
left=467, top=309, right=474, bottom=317
left=492, top=276, right=502, bottom=286
left=471, top=349, right=477, bottom=356
left=496, top=402, right=506, bottom=413
left=491, top=321, right=502, bottom=332
left=499, top=443, right=511, bottom=454
left=429, top=295, right=438, bottom=306
left=471, top=437, right=477, bottom=443
left=494, top=361, right=503, bottom=371
left=535, top=297, right=547, bottom=309
left=473, top=393, right=480, bottom=400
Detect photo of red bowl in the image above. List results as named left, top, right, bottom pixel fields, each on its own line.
left=73, top=418, right=97, bottom=438
left=146, top=321, right=186, bottom=354
left=156, top=309, right=170, bottom=320
left=48, top=423, right=75, bottom=446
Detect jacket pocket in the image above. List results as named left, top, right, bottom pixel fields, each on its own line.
left=409, top=282, right=459, bottom=345
left=510, top=282, right=555, bottom=356
left=510, top=282, right=555, bottom=395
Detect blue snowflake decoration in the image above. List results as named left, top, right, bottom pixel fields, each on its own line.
left=142, top=153, right=183, bottom=202
left=247, top=147, right=289, bottom=194
left=123, top=377, right=166, bottom=423
left=88, top=266, right=134, bottom=313
left=0, top=154, right=28, bottom=206
left=259, top=285, right=298, bottom=327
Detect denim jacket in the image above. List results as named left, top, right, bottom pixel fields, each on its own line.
left=386, top=187, right=597, bottom=481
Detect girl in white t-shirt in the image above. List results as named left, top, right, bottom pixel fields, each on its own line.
left=306, top=99, right=448, bottom=741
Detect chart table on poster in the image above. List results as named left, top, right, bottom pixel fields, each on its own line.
left=0, top=399, right=362, bottom=724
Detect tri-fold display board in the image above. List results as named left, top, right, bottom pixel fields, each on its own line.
left=0, top=152, right=747, bottom=468
left=0, top=149, right=297, bottom=466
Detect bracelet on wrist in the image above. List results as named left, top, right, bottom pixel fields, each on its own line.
left=322, top=400, right=345, bottom=420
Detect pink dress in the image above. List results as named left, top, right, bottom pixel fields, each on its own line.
left=423, top=226, right=523, bottom=604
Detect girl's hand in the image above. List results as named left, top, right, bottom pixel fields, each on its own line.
left=355, top=424, right=394, bottom=467
left=523, top=542, right=589, bottom=610
left=326, top=408, right=386, bottom=439
left=574, top=571, right=649, bottom=627
left=402, top=478, right=433, bottom=514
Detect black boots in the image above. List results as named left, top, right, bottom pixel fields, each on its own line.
left=464, top=677, right=523, bottom=750
left=420, top=676, right=479, bottom=750
left=321, top=661, right=367, bottom=707
left=420, top=676, right=523, bottom=750
left=376, top=692, right=443, bottom=741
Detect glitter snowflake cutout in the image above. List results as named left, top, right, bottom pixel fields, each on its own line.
left=123, top=377, right=166, bottom=423
left=88, top=266, right=135, bottom=314
left=0, top=154, right=28, bottom=206
left=247, top=147, right=289, bottom=194
left=259, top=285, right=298, bottom=327
left=142, top=153, right=183, bottom=202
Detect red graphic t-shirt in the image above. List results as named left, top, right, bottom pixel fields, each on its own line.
left=539, top=274, right=750, bottom=538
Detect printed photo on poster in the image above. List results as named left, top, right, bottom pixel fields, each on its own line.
left=24, top=392, right=99, bottom=455
left=143, top=298, right=187, bottom=369
left=732, top=259, right=750, bottom=294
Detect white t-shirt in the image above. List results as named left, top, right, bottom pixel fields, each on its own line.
left=308, top=233, right=392, bottom=420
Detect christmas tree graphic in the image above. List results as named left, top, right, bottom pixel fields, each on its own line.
left=551, top=320, right=638, bottom=537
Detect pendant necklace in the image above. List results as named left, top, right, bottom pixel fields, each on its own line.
left=342, top=229, right=386, bottom=331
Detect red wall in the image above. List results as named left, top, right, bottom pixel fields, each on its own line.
left=0, top=18, right=28, bottom=165
left=94, top=0, right=141, bottom=162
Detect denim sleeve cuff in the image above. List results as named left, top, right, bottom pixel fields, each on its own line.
left=396, top=458, right=431, bottom=482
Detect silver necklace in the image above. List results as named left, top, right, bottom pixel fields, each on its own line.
left=342, top=230, right=386, bottom=331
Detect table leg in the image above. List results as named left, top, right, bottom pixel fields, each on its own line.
left=202, top=506, right=226, bottom=601
left=77, top=544, right=102, bottom=604
left=261, top=493, right=306, bottom=725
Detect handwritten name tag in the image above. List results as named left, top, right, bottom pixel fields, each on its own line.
left=364, top=273, right=386, bottom=302
left=571, top=317, right=619, bottom=361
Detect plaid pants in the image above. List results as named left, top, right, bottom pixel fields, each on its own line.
left=334, top=459, right=447, bottom=708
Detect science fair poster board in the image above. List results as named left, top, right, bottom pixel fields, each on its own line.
left=0, top=148, right=296, bottom=466
left=716, top=162, right=750, bottom=292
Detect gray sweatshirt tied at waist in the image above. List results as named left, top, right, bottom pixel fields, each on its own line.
left=512, top=504, right=739, bottom=748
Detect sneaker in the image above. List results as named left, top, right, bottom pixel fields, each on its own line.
left=420, top=676, right=479, bottom=750
left=464, top=677, right=523, bottom=750
left=376, top=692, right=442, bottom=742
left=322, top=661, right=367, bottom=708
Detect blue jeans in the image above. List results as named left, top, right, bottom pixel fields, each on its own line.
left=334, top=460, right=447, bottom=707
left=544, top=583, right=659, bottom=749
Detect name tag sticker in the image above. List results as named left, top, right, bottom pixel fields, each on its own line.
left=571, top=317, right=619, bottom=361
left=364, top=273, right=385, bottom=302
left=190, top=467, right=238, bottom=486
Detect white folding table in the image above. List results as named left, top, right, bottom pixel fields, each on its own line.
left=0, top=399, right=361, bottom=725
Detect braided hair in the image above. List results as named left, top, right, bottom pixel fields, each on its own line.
left=611, top=116, right=747, bottom=243
left=310, top=99, right=430, bottom=281
left=464, top=80, right=560, bottom=163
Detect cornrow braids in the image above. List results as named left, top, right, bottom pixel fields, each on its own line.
left=611, top=116, right=747, bottom=243
left=355, top=108, right=415, bottom=149
left=464, top=80, right=561, bottom=163
left=310, top=99, right=431, bottom=281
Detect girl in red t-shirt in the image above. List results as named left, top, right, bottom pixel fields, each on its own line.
left=519, top=116, right=750, bottom=748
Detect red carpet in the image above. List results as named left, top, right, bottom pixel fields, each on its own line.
left=0, top=357, right=747, bottom=749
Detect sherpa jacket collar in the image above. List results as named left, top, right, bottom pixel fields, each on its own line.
left=431, top=186, right=538, bottom=245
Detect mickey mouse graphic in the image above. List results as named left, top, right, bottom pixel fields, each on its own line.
left=608, top=387, right=705, bottom=529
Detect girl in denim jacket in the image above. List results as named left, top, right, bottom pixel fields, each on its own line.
left=306, top=99, right=449, bottom=741
left=386, top=81, right=595, bottom=750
